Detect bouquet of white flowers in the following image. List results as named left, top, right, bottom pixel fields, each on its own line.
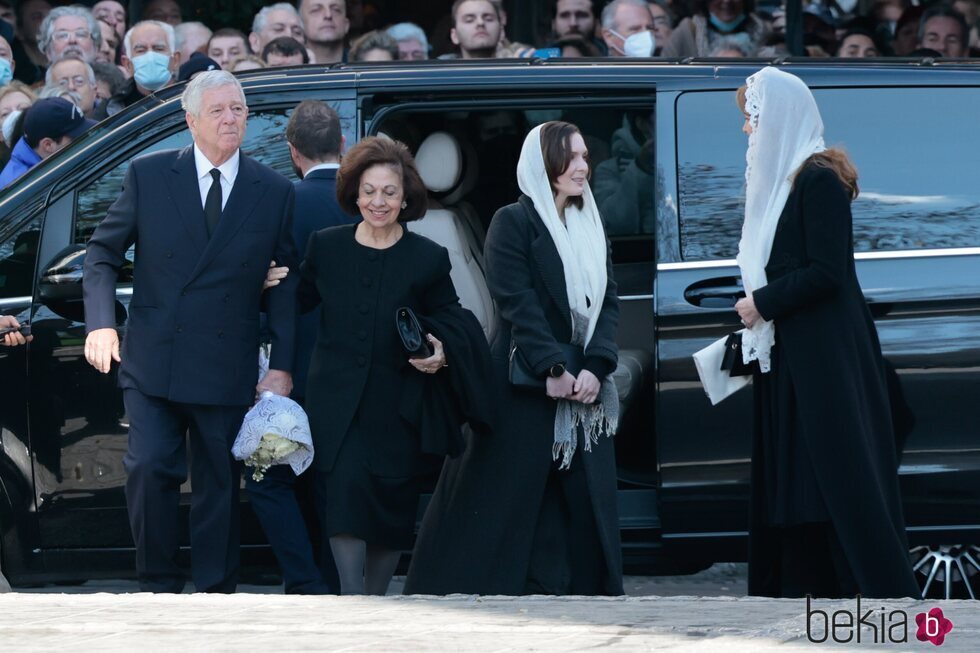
left=232, top=346, right=314, bottom=481
left=233, top=391, right=314, bottom=481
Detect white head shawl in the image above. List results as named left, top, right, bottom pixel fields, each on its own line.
left=516, top=123, right=608, bottom=346
left=738, top=68, right=825, bottom=372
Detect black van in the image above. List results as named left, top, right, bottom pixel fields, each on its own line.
left=0, top=60, right=978, bottom=599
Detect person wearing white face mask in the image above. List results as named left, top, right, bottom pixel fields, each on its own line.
left=107, top=20, right=179, bottom=116
left=600, top=0, right=657, bottom=57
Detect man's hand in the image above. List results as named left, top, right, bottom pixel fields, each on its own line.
left=0, top=315, right=31, bottom=346
left=85, top=328, right=121, bottom=373
left=257, top=368, right=292, bottom=399
left=263, top=260, right=289, bottom=290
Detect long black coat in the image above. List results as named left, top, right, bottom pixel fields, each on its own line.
left=405, top=196, right=623, bottom=595
left=749, top=163, right=919, bottom=598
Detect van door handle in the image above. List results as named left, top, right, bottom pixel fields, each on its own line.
left=684, top=277, right=745, bottom=308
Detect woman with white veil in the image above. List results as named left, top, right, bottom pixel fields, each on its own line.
left=405, top=121, right=623, bottom=596
left=733, top=67, right=919, bottom=598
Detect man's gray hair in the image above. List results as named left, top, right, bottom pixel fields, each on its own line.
left=181, top=70, right=247, bottom=116
left=38, top=5, right=103, bottom=58
left=252, top=3, right=301, bottom=34
left=38, top=85, right=84, bottom=110
left=124, top=20, right=177, bottom=59
left=600, top=0, right=650, bottom=30
left=387, top=22, right=429, bottom=51
left=44, top=56, right=97, bottom=87
left=175, top=21, right=212, bottom=54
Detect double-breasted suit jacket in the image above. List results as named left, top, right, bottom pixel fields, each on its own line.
left=84, top=146, right=299, bottom=405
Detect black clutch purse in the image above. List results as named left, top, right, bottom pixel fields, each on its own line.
left=509, top=341, right=585, bottom=390
left=396, top=307, right=433, bottom=359
left=720, top=332, right=761, bottom=377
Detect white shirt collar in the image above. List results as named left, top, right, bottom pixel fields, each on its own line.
left=193, top=144, right=240, bottom=183
left=306, top=162, right=340, bottom=175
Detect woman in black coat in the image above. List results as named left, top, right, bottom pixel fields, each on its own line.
left=733, top=68, right=919, bottom=599
left=405, top=121, right=623, bottom=596
left=298, top=136, right=487, bottom=595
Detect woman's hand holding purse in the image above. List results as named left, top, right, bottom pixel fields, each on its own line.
left=409, top=333, right=448, bottom=375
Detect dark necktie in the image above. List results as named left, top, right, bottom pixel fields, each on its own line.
left=204, top=168, right=222, bottom=237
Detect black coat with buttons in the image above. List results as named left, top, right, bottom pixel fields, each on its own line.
left=298, top=224, right=464, bottom=475
left=83, top=146, right=299, bottom=406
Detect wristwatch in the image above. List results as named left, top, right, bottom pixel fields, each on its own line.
left=549, top=362, right=566, bottom=378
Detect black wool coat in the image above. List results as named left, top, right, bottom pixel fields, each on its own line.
left=405, top=196, right=623, bottom=596
left=748, top=163, right=920, bottom=598
left=298, top=225, right=480, bottom=476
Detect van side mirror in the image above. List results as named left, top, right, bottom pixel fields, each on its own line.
left=39, top=244, right=87, bottom=302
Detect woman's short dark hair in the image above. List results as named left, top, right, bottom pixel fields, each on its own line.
left=540, top=121, right=589, bottom=211
left=336, top=136, right=428, bottom=222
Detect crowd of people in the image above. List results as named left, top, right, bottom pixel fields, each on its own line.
left=0, top=0, right=939, bottom=600
left=0, top=0, right=976, bottom=188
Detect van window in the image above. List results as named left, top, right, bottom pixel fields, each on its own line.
left=374, top=104, right=656, bottom=241
left=677, top=87, right=980, bottom=261
left=73, top=108, right=297, bottom=251
left=0, top=214, right=41, bottom=299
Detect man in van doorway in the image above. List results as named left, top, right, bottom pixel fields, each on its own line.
left=83, top=70, right=299, bottom=593
left=247, top=99, right=352, bottom=594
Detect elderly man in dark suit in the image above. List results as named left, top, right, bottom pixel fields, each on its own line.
left=82, top=70, right=299, bottom=594
left=250, top=99, right=353, bottom=594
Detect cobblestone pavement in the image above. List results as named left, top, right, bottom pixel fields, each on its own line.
left=0, top=591, right=975, bottom=651
left=0, top=565, right=975, bottom=651
left=14, top=563, right=749, bottom=598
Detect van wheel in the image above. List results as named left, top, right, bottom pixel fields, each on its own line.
left=911, top=544, right=980, bottom=600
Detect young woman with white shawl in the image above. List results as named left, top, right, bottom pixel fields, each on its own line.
left=405, top=122, right=623, bottom=596
left=729, top=67, right=919, bottom=599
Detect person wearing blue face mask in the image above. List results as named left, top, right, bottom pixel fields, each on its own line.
left=0, top=35, right=15, bottom=86
left=107, top=20, right=179, bottom=116
left=661, top=0, right=768, bottom=58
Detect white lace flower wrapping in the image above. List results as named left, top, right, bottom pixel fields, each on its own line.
left=232, top=391, right=314, bottom=481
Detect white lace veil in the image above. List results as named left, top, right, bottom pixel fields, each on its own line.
left=738, top=67, right=825, bottom=372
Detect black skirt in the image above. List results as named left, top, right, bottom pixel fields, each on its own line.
left=316, top=416, right=424, bottom=551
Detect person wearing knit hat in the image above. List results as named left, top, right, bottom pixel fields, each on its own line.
left=178, top=51, right=220, bottom=82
